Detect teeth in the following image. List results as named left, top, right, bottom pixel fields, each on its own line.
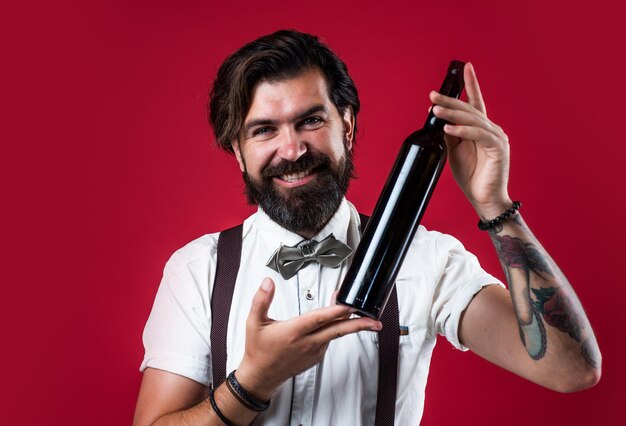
left=281, top=169, right=311, bottom=182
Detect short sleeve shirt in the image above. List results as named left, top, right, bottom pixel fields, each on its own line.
left=140, top=199, right=503, bottom=425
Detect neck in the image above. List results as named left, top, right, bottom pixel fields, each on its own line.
left=297, top=229, right=317, bottom=240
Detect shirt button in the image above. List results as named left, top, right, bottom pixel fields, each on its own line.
left=305, top=290, right=314, bottom=301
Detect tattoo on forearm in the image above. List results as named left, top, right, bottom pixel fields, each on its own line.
left=532, top=287, right=582, bottom=342
left=492, top=234, right=553, bottom=278
left=491, top=231, right=550, bottom=360
left=518, top=309, right=547, bottom=360
left=489, top=218, right=599, bottom=368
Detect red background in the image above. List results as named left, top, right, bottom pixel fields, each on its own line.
left=3, top=0, right=624, bottom=424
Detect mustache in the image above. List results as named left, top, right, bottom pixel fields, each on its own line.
left=261, top=151, right=330, bottom=178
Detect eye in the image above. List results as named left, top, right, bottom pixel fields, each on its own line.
left=301, top=117, right=323, bottom=126
left=253, top=126, right=273, bottom=136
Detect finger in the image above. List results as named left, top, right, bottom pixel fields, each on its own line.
left=443, top=124, right=502, bottom=149
left=312, top=317, right=383, bottom=344
left=464, top=62, right=487, bottom=115
left=433, top=106, right=505, bottom=141
left=248, top=277, right=275, bottom=324
left=293, top=304, right=355, bottom=334
left=429, top=91, right=474, bottom=113
left=432, top=105, right=493, bottom=130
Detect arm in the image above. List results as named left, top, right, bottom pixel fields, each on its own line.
left=134, top=368, right=262, bottom=426
left=459, top=215, right=601, bottom=392
left=431, top=63, right=601, bottom=392
left=134, top=278, right=382, bottom=425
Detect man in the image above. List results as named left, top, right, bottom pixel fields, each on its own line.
left=134, top=30, right=601, bottom=425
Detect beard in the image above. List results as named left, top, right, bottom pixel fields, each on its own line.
left=242, top=146, right=354, bottom=236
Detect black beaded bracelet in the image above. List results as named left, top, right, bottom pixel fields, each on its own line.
left=477, top=201, right=522, bottom=231
left=225, top=370, right=270, bottom=412
left=209, top=387, right=236, bottom=426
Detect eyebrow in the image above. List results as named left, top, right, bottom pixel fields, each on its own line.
left=243, top=104, right=329, bottom=134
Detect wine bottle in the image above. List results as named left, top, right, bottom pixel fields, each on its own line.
left=337, top=60, right=466, bottom=319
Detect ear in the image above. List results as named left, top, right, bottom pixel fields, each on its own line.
left=342, top=106, right=355, bottom=152
left=231, top=139, right=246, bottom=173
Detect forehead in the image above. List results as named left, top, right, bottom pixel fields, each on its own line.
left=245, top=69, right=334, bottom=120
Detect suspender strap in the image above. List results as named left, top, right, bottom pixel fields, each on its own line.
left=212, top=216, right=399, bottom=424
left=210, top=224, right=243, bottom=388
left=360, top=214, right=399, bottom=426
left=375, top=286, right=399, bottom=425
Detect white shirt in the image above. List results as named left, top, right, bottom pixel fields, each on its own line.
left=141, top=199, right=502, bottom=425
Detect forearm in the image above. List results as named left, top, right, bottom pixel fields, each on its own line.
left=153, top=382, right=260, bottom=426
left=486, top=211, right=601, bottom=386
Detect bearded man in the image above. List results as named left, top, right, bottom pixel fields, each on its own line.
left=134, top=30, right=601, bottom=425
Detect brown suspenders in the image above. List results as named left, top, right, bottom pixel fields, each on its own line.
left=210, top=215, right=399, bottom=424
left=210, top=224, right=243, bottom=392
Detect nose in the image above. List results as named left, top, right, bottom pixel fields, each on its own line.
left=276, top=128, right=307, bottom=161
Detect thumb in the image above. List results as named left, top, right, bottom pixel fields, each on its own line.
left=249, top=277, right=275, bottom=323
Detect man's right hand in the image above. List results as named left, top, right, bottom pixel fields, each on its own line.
left=134, top=278, right=382, bottom=425
left=234, top=277, right=382, bottom=402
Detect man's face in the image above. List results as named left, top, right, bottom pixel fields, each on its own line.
left=232, top=68, right=355, bottom=237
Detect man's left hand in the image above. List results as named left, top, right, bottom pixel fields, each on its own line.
left=430, top=62, right=513, bottom=219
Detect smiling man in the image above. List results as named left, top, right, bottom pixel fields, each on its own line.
left=134, top=30, right=601, bottom=425
left=235, top=69, right=355, bottom=239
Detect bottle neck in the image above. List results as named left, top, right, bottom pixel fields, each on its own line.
left=423, top=60, right=466, bottom=131
left=423, top=110, right=445, bottom=131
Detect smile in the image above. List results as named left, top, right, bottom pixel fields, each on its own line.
left=280, top=169, right=311, bottom=182
left=273, top=168, right=318, bottom=188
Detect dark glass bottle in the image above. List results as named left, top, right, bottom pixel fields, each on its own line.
left=337, top=60, right=466, bottom=319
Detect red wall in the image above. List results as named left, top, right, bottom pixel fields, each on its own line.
left=3, top=0, right=624, bottom=424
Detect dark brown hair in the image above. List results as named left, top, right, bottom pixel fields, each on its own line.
left=208, top=30, right=360, bottom=154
